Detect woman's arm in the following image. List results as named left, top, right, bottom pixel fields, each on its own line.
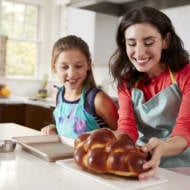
left=139, top=136, right=188, bottom=180
left=117, top=86, right=138, bottom=142
left=94, top=91, right=118, bottom=130
left=171, top=64, right=190, bottom=145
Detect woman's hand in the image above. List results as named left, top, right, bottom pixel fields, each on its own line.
left=138, top=137, right=166, bottom=180
left=138, top=135, right=188, bottom=180
left=41, top=124, right=57, bottom=135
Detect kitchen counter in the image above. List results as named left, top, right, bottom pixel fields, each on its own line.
left=0, top=96, right=56, bottom=108
left=0, top=123, right=190, bottom=190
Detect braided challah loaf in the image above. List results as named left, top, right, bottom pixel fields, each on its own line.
left=74, top=128, right=151, bottom=177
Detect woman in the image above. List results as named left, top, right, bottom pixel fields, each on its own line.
left=109, top=6, right=190, bottom=180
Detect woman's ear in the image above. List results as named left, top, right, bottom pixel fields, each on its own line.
left=163, top=32, right=171, bottom=49
left=87, top=60, right=92, bottom=71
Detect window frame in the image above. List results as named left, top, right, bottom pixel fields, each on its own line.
left=0, top=0, right=41, bottom=79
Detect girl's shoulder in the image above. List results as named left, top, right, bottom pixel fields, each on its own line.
left=86, top=86, right=100, bottom=100
left=85, top=87, right=100, bottom=111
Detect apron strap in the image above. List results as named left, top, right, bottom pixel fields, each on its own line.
left=56, top=86, right=64, bottom=105
left=78, top=86, right=86, bottom=106
left=169, top=69, right=176, bottom=83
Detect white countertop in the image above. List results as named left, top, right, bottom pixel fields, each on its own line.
left=0, top=123, right=190, bottom=190
left=0, top=96, right=56, bottom=108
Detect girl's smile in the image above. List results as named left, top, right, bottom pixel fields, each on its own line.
left=55, top=49, right=90, bottom=90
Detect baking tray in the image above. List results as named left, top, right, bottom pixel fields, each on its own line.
left=56, top=159, right=168, bottom=190
left=13, top=135, right=74, bottom=162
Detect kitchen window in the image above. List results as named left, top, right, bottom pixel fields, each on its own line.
left=0, top=0, right=39, bottom=77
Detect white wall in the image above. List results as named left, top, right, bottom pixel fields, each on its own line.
left=162, top=5, right=190, bottom=53
left=63, top=7, right=96, bottom=59
left=94, top=13, right=118, bottom=66
left=92, top=13, right=118, bottom=97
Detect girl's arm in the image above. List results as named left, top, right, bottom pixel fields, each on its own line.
left=41, top=124, right=57, bottom=135
left=94, top=91, right=118, bottom=130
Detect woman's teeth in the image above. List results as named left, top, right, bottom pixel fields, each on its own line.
left=136, top=58, right=149, bottom=64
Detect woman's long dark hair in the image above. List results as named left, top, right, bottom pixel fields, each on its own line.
left=109, top=6, right=189, bottom=89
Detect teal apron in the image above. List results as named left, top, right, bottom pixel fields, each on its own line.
left=53, top=86, right=100, bottom=139
left=131, top=70, right=190, bottom=167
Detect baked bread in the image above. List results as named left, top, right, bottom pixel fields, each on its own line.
left=74, top=128, right=151, bottom=177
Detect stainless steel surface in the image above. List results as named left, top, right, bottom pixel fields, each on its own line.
left=13, top=135, right=73, bottom=162
left=0, top=139, right=16, bottom=153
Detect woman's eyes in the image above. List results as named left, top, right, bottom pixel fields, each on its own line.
left=127, top=43, right=136, bottom=47
left=126, top=40, right=154, bottom=47
left=126, top=41, right=135, bottom=46
left=144, top=41, right=154, bottom=46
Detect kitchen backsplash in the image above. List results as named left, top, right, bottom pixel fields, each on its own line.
left=0, top=65, right=118, bottom=99
left=0, top=77, right=55, bottom=98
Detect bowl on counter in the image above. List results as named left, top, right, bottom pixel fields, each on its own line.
left=0, top=84, right=11, bottom=98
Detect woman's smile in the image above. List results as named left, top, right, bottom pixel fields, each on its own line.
left=125, top=23, right=167, bottom=76
left=134, top=57, right=151, bottom=65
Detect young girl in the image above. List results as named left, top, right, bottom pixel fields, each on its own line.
left=41, top=35, right=118, bottom=138
left=109, top=7, right=190, bottom=180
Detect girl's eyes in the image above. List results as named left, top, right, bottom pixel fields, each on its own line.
left=59, top=65, right=68, bottom=69
left=75, top=65, right=83, bottom=69
left=59, top=65, right=83, bottom=69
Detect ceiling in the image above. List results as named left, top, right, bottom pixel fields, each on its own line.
left=68, top=0, right=190, bottom=16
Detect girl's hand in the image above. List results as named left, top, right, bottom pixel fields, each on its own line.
left=41, top=124, right=57, bottom=135
left=138, top=137, right=166, bottom=180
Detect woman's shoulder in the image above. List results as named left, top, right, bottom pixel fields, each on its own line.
left=117, top=83, right=132, bottom=97
left=175, top=63, right=190, bottom=77
left=175, top=63, right=190, bottom=91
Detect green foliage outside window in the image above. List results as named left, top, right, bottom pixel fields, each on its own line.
left=6, top=40, right=36, bottom=76
left=1, top=0, right=39, bottom=77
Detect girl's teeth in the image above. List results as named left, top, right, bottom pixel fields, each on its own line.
left=70, top=79, right=76, bottom=82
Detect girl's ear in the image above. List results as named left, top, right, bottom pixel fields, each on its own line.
left=52, top=64, right=57, bottom=73
left=163, top=32, right=171, bottom=49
